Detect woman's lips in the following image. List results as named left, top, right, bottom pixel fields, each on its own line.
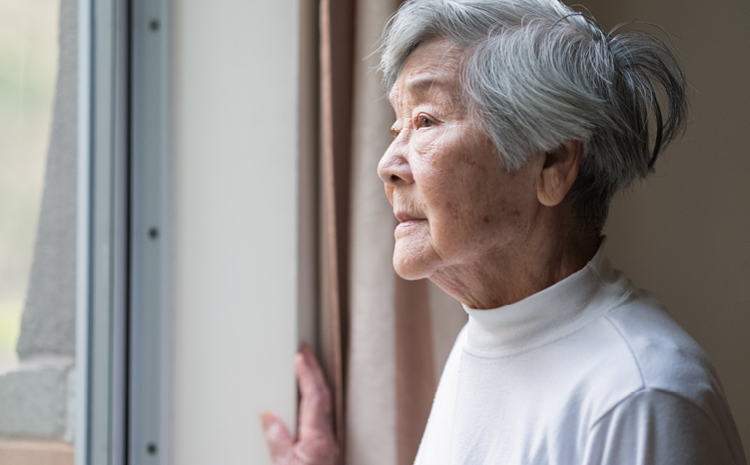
left=395, top=212, right=427, bottom=229
left=397, top=219, right=426, bottom=228
left=395, top=211, right=424, bottom=221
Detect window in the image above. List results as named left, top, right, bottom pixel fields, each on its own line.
left=0, top=0, right=76, bottom=462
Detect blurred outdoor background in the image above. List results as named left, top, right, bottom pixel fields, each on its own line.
left=0, top=0, right=59, bottom=372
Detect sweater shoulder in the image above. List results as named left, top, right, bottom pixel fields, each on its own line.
left=603, top=288, right=716, bottom=397
left=599, top=288, right=733, bottom=431
left=584, top=388, right=746, bottom=465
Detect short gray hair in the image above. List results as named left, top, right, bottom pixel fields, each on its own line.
left=379, top=0, right=688, bottom=233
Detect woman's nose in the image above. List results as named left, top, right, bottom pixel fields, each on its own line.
left=377, top=142, right=413, bottom=186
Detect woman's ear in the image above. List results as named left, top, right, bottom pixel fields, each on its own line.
left=536, top=140, right=583, bottom=207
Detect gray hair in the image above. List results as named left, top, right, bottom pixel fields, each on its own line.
left=379, top=0, right=688, bottom=233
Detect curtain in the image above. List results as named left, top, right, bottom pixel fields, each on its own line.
left=319, top=1, right=467, bottom=464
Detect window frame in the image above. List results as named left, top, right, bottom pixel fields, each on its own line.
left=77, top=0, right=130, bottom=463
left=78, top=0, right=172, bottom=463
left=78, top=0, right=316, bottom=463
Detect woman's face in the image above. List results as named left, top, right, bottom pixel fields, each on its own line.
left=378, top=40, right=541, bottom=281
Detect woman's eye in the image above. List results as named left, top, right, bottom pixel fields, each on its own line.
left=417, top=115, right=434, bottom=128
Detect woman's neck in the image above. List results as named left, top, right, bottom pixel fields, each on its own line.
left=430, top=223, right=600, bottom=310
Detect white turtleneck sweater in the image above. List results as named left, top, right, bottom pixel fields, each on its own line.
left=414, top=247, right=747, bottom=465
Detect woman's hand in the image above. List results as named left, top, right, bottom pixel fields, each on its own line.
left=261, top=345, right=339, bottom=465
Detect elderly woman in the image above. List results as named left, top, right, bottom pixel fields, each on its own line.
left=262, top=0, right=747, bottom=463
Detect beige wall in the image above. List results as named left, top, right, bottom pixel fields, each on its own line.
left=582, top=0, right=750, bottom=452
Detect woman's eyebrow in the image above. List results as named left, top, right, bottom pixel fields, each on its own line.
left=406, top=74, right=448, bottom=95
left=388, top=74, right=454, bottom=110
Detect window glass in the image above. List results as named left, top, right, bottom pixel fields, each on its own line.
left=0, top=0, right=59, bottom=371
left=0, top=0, right=76, bottom=461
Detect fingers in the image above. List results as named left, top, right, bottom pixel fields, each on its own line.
left=296, top=346, right=334, bottom=441
left=261, top=412, right=294, bottom=463
left=300, top=345, right=329, bottom=395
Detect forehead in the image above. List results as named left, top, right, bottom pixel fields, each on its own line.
left=388, top=40, right=465, bottom=106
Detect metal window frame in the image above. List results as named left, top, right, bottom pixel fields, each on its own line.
left=77, top=0, right=130, bottom=463
left=78, top=0, right=171, bottom=463
left=129, top=0, right=172, bottom=463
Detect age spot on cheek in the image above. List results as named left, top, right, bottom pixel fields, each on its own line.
left=458, top=151, right=477, bottom=166
left=446, top=201, right=459, bottom=219
left=483, top=216, right=490, bottom=224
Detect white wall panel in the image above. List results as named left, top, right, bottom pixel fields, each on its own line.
left=172, top=0, right=302, bottom=463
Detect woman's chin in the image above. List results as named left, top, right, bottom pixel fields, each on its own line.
left=392, top=250, right=436, bottom=281
left=393, top=267, right=426, bottom=281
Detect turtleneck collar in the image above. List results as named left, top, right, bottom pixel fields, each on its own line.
left=462, top=241, right=631, bottom=356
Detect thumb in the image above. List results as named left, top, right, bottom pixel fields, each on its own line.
left=261, top=412, right=294, bottom=463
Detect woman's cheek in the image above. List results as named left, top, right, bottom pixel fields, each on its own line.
left=411, top=137, right=437, bottom=166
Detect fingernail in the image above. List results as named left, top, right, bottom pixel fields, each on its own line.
left=261, top=412, right=275, bottom=430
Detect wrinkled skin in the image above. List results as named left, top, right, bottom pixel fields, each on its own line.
left=378, top=39, right=593, bottom=309
left=378, top=40, right=541, bottom=309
